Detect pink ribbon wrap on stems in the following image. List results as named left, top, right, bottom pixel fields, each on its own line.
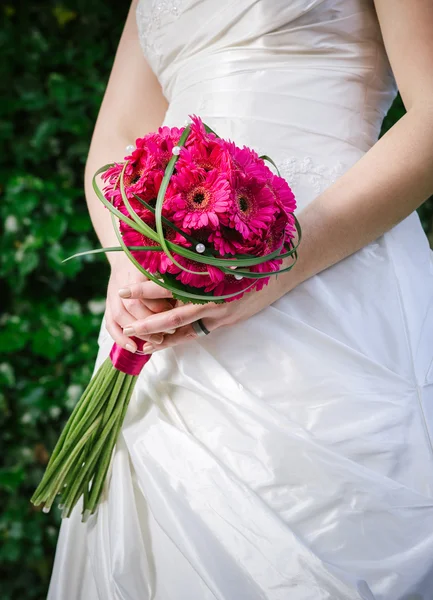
left=109, top=338, right=152, bottom=375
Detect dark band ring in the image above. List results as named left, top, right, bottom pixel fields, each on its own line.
left=191, top=318, right=211, bottom=337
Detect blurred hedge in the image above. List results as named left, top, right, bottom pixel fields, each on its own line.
left=0, top=3, right=127, bottom=598
left=0, top=3, right=432, bottom=599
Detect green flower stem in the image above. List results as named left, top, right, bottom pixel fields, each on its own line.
left=48, top=359, right=109, bottom=452
left=61, top=365, right=118, bottom=445
left=61, top=435, right=104, bottom=516
left=31, top=362, right=105, bottom=502
left=86, top=375, right=131, bottom=508
left=40, top=416, right=104, bottom=511
left=86, top=375, right=137, bottom=515
left=62, top=373, right=135, bottom=516
left=63, top=372, right=130, bottom=509
left=35, top=419, right=102, bottom=506
left=54, top=392, right=124, bottom=514
left=33, top=362, right=137, bottom=515
left=60, top=445, right=90, bottom=499
left=31, top=362, right=117, bottom=502
left=60, top=384, right=115, bottom=496
left=83, top=479, right=90, bottom=512
left=99, top=369, right=127, bottom=428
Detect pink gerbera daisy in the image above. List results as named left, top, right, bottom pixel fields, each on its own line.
left=175, top=139, right=231, bottom=177
left=208, top=226, right=248, bottom=256
left=185, top=115, right=216, bottom=148
left=121, top=220, right=161, bottom=274
left=211, top=255, right=283, bottom=302
left=166, top=167, right=231, bottom=230
left=168, top=255, right=224, bottom=290
left=102, top=153, right=159, bottom=209
left=102, top=162, right=124, bottom=207
left=134, top=126, right=185, bottom=171
left=118, top=167, right=164, bottom=218
left=121, top=211, right=188, bottom=275
left=211, top=271, right=257, bottom=302
left=230, top=172, right=278, bottom=239
left=269, top=174, right=296, bottom=215
left=238, top=210, right=288, bottom=256
left=224, top=141, right=273, bottom=182
left=267, top=175, right=297, bottom=239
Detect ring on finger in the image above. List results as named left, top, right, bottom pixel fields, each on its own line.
left=191, top=319, right=210, bottom=337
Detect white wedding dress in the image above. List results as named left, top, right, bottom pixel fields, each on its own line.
left=48, top=1, right=433, bottom=599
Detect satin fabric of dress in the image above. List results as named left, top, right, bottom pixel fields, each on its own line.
left=48, top=1, right=433, bottom=599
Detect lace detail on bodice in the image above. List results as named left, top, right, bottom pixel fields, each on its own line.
left=277, top=157, right=345, bottom=195
left=136, top=0, right=183, bottom=61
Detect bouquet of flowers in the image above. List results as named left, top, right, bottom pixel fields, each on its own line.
left=31, top=116, right=301, bottom=520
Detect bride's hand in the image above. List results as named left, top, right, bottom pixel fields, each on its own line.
left=104, top=256, right=173, bottom=353
left=119, top=273, right=291, bottom=354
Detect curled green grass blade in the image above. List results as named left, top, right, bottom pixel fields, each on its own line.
left=63, top=246, right=163, bottom=262
left=92, top=165, right=155, bottom=237
left=154, top=126, right=209, bottom=276
left=119, top=163, right=165, bottom=243
left=94, top=164, right=289, bottom=270
left=203, top=124, right=219, bottom=137
left=93, top=129, right=302, bottom=286
left=111, top=213, right=257, bottom=301
left=259, top=154, right=281, bottom=177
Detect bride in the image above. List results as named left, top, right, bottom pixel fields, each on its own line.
left=48, top=1, right=433, bottom=598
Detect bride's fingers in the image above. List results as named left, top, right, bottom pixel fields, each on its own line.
left=119, top=281, right=173, bottom=301
left=139, top=297, right=174, bottom=314
left=140, top=324, right=198, bottom=354
left=122, top=299, right=165, bottom=344
left=123, top=303, right=206, bottom=337
left=109, top=300, right=164, bottom=346
left=105, top=307, right=138, bottom=353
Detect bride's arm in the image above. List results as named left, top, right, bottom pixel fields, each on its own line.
left=117, top=0, right=433, bottom=349
left=85, top=0, right=171, bottom=352
left=280, top=0, right=433, bottom=291
left=84, top=0, right=167, bottom=266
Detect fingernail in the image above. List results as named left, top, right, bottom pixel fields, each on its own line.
left=119, top=288, right=131, bottom=298
left=150, top=334, right=164, bottom=345
left=125, top=343, right=136, bottom=353
left=123, top=327, right=135, bottom=336
left=142, top=343, right=154, bottom=354
left=165, top=329, right=176, bottom=335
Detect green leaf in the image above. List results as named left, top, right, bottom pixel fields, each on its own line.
left=0, top=467, right=25, bottom=493
left=0, top=363, right=16, bottom=387
left=68, top=212, right=92, bottom=233
left=52, top=5, right=77, bottom=27
left=31, top=326, right=65, bottom=359
left=0, top=317, right=30, bottom=353
left=35, top=214, right=68, bottom=242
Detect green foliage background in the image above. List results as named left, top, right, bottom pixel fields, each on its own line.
left=0, top=3, right=127, bottom=598
left=0, top=3, right=432, bottom=599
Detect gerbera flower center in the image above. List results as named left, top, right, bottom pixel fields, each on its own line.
left=236, top=190, right=252, bottom=218
left=198, top=160, right=213, bottom=172
left=193, top=192, right=205, bottom=205
left=123, top=169, right=143, bottom=187
left=187, top=186, right=211, bottom=210
left=239, top=196, right=248, bottom=212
